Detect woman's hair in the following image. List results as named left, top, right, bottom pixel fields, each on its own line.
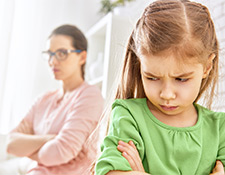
left=116, top=0, right=219, bottom=108
left=49, top=24, right=88, bottom=79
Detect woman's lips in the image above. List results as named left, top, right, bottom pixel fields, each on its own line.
left=52, top=68, right=60, bottom=72
left=160, top=105, right=178, bottom=111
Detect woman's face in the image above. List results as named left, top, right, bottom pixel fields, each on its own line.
left=46, top=34, right=86, bottom=82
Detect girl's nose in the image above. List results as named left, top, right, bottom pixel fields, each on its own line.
left=159, top=83, right=176, bottom=101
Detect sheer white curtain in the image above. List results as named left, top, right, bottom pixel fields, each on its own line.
left=0, top=0, right=101, bottom=134
left=0, top=0, right=18, bottom=134
left=0, top=0, right=51, bottom=134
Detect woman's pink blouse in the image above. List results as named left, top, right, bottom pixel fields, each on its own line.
left=25, top=82, right=104, bottom=175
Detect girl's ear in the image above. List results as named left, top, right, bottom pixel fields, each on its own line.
left=79, top=51, right=87, bottom=65
left=203, top=53, right=215, bottom=78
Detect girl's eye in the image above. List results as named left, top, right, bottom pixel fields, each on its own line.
left=176, top=78, right=188, bottom=82
left=147, top=77, right=159, bottom=81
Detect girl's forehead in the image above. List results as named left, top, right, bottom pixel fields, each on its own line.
left=140, top=53, right=203, bottom=74
left=140, top=51, right=201, bottom=65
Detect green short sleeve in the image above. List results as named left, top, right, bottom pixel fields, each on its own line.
left=217, top=114, right=225, bottom=168
left=95, top=101, right=145, bottom=175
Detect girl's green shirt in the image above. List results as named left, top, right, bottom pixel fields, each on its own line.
left=95, top=98, right=225, bottom=175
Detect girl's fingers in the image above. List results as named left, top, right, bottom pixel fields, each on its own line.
left=117, top=140, right=145, bottom=172
left=128, top=141, right=140, bottom=156
left=121, top=151, right=138, bottom=171
left=117, top=144, right=137, bottom=161
left=118, top=141, right=139, bottom=159
left=117, top=141, right=138, bottom=168
left=128, top=140, right=145, bottom=171
left=128, top=140, right=136, bottom=149
left=211, top=160, right=224, bottom=175
left=119, top=140, right=140, bottom=160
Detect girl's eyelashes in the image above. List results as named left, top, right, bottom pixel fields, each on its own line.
left=175, top=78, right=189, bottom=82
left=146, top=77, right=159, bottom=81
left=146, top=76, right=189, bottom=82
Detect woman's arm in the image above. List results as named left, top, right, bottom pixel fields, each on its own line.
left=7, top=132, right=55, bottom=157
left=7, top=119, right=55, bottom=157
left=35, top=90, right=104, bottom=166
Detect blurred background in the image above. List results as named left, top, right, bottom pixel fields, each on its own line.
left=0, top=0, right=224, bottom=135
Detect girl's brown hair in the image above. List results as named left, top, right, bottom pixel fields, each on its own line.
left=49, top=24, right=88, bottom=79
left=116, top=0, right=219, bottom=108
left=92, top=0, right=219, bottom=173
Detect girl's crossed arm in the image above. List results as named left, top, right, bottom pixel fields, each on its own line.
left=105, top=140, right=150, bottom=175
left=106, top=171, right=149, bottom=175
left=117, top=140, right=224, bottom=175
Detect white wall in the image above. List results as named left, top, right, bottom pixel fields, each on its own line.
left=197, top=0, right=225, bottom=110
left=0, top=0, right=152, bottom=134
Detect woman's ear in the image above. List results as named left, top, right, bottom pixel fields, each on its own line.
left=203, top=53, right=216, bottom=78
left=79, top=51, right=87, bottom=65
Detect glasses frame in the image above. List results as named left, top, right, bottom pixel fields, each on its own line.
left=42, top=49, right=82, bottom=61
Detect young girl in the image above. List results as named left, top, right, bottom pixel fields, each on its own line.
left=6, top=24, right=104, bottom=175
left=95, top=0, right=225, bottom=174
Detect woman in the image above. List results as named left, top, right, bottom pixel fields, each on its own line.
left=6, top=24, right=104, bottom=175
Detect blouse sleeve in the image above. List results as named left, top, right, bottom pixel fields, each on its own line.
left=217, top=114, right=225, bottom=168
left=10, top=94, right=44, bottom=133
left=37, top=87, right=104, bottom=166
left=95, top=101, right=145, bottom=175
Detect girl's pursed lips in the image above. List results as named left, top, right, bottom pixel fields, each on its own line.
left=160, top=105, right=178, bottom=111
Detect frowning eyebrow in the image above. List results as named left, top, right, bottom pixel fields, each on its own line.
left=142, top=71, right=194, bottom=78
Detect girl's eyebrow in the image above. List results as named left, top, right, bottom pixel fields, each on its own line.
left=142, top=71, right=162, bottom=78
left=172, top=72, right=194, bottom=78
left=143, top=71, right=194, bottom=78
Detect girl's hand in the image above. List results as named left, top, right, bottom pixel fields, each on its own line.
left=117, top=141, right=225, bottom=175
left=117, top=140, right=145, bottom=172
left=210, top=160, right=224, bottom=175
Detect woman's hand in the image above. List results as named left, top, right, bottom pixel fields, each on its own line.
left=117, top=140, right=145, bottom=172
left=15, top=119, right=34, bottom=134
left=7, top=133, right=56, bottom=157
left=210, top=160, right=224, bottom=175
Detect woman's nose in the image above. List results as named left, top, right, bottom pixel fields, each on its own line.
left=48, top=55, right=58, bottom=65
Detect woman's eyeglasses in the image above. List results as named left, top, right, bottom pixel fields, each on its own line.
left=42, top=49, right=82, bottom=61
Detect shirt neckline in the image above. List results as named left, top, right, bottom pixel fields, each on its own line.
left=56, top=81, right=87, bottom=105
left=142, top=98, right=202, bottom=132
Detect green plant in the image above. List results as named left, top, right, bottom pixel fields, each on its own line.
left=100, top=0, right=135, bottom=14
